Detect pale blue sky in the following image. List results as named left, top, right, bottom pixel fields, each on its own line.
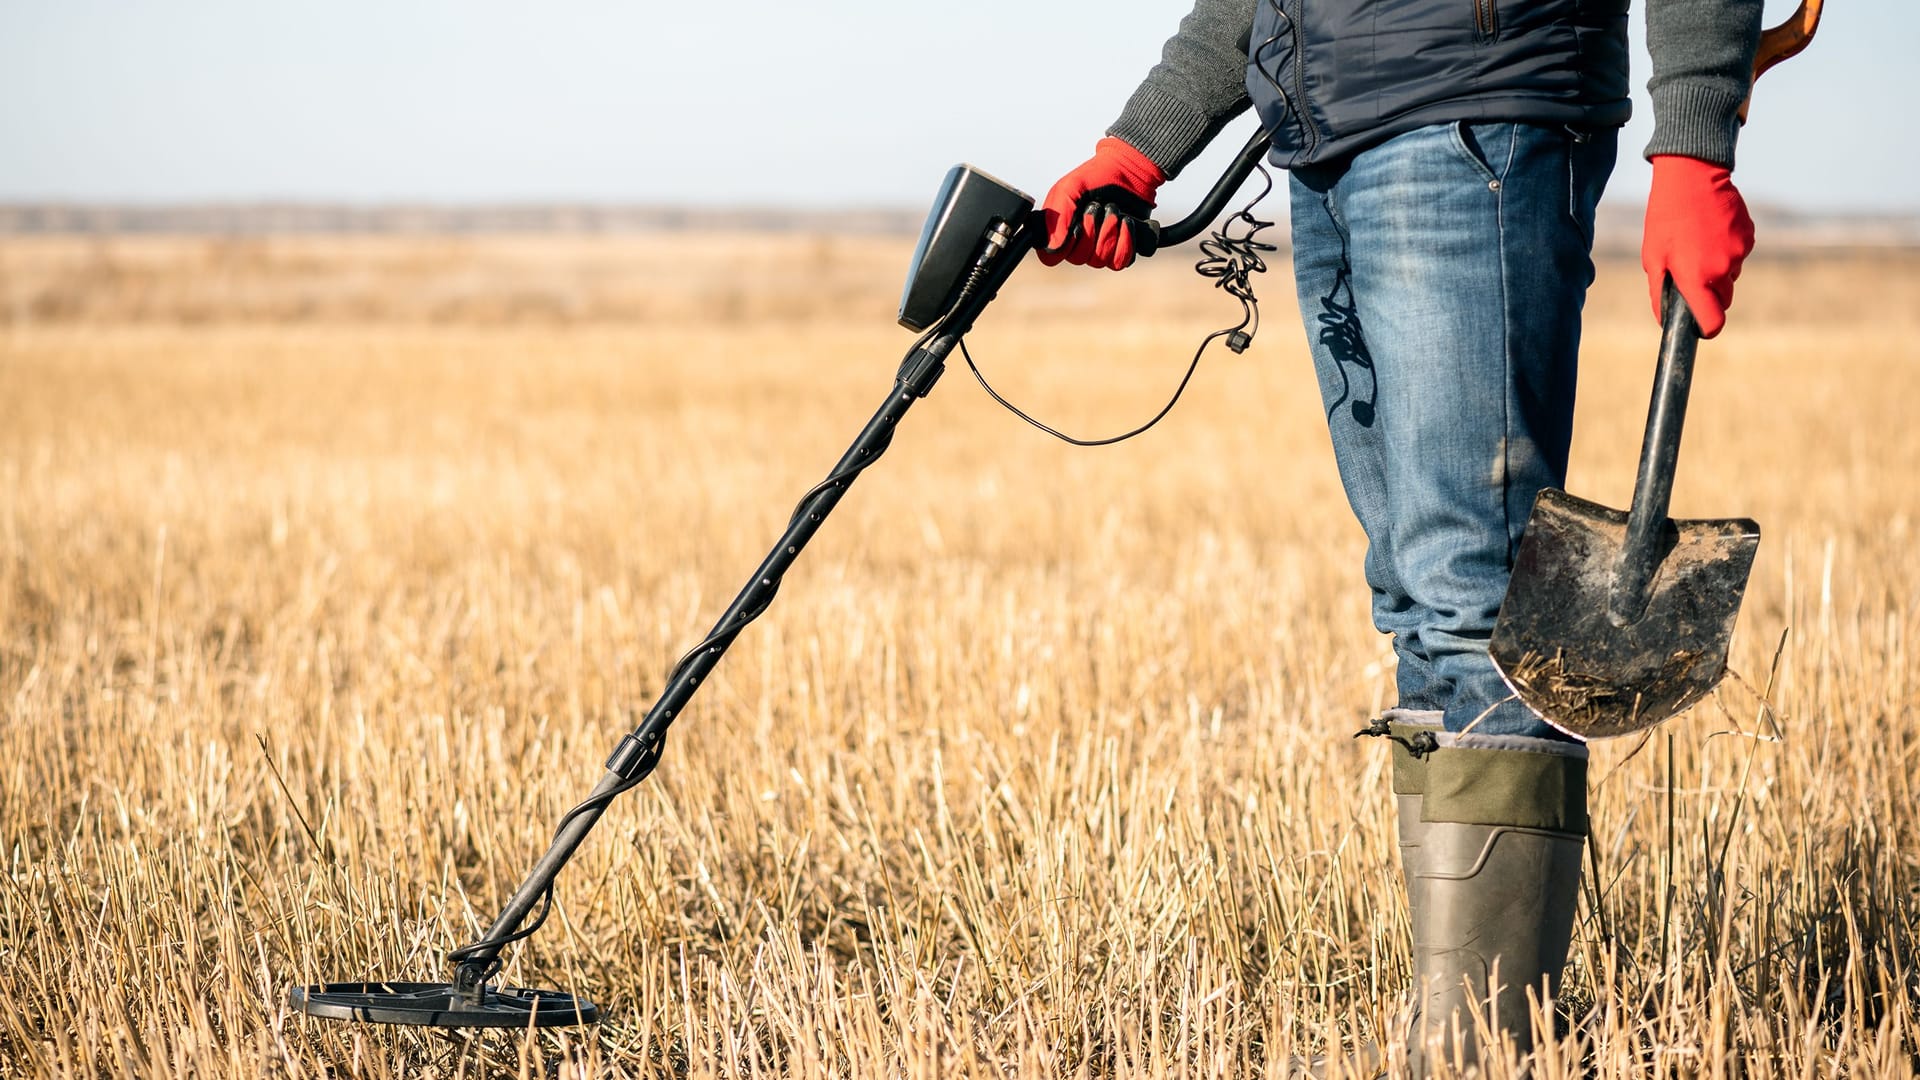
left=1, top=0, right=1911, bottom=212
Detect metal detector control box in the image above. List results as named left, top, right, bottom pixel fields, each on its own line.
left=897, top=165, right=1033, bottom=332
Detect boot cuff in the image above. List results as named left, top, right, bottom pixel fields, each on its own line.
left=1422, top=736, right=1589, bottom=835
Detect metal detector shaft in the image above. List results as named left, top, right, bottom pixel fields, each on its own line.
left=450, top=218, right=1042, bottom=984
left=1607, top=279, right=1700, bottom=625
left=454, top=388, right=928, bottom=976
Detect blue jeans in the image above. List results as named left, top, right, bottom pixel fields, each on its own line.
left=1289, top=121, right=1616, bottom=739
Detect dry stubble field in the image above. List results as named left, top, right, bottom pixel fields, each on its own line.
left=1, top=231, right=1917, bottom=1078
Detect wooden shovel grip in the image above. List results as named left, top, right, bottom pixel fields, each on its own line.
left=1740, top=0, right=1824, bottom=122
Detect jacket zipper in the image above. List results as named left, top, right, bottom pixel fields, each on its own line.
left=1291, top=0, right=1322, bottom=152
left=1475, top=0, right=1498, bottom=41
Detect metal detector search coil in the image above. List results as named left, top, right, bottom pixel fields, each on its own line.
left=290, top=981, right=599, bottom=1028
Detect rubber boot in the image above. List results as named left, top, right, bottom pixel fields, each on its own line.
left=1409, top=732, right=1588, bottom=1076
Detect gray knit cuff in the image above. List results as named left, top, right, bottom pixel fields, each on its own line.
left=1644, top=82, right=1747, bottom=168
left=1107, top=84, right=1239, bottom=181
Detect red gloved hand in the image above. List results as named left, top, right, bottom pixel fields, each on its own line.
left=1642, top=154, right=1755, bottom=338
left=1037, top=137, right=1166, bottom=271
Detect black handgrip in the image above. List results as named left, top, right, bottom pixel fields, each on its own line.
left=1607, top=277, right=1701, bottom=625
left=1134, top=219, right=1163, bottom=258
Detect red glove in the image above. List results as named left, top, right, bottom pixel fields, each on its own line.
left=1037, top=137, right=1166, bottom=271
left=1642, top=154, right=1755, bottom=339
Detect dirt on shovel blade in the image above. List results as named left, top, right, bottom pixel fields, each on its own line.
left=1502, top=646, right=1710, bottom=738
left=1491, top=488, right=1758, bottom=739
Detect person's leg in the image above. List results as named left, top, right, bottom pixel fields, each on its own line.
left=1330, top=121, right=1616, bottom=740
left=1319, top=120, right=1614, bottom=1070
left=1291, top=162, right=1466, bottom=1077
left=1289, top=158, right=1455, bottom=1080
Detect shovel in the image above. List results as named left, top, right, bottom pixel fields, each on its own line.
left=1491, top=283, right=1758, bottom=739
left=1489, top=0, right=1821, bottom=740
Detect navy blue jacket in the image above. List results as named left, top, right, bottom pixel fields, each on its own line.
left=1107, top=0, right=1761, bottom=176
left=1247, top=0, right=1630, bottom=167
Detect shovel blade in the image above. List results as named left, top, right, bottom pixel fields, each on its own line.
left=1491, top=488, right=1759, bottom=739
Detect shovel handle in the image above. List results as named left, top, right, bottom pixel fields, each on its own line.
left=1740, top=0, right=1823, bottom=123
left=1609, top=279, right=1699, bottom=625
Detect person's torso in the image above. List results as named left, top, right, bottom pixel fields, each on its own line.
left=1247, top=0, right=1632, bottom=167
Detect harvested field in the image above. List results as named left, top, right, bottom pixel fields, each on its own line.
left=2, top=232, right=1917, bottom=1077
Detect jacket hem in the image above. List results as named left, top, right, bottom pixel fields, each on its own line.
left=1271, top=97, right=1630, bottom=169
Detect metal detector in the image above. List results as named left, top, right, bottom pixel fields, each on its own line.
left=290, top=130, right=1274, bottom=1028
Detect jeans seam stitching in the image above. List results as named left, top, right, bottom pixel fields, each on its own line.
left=1497, top=126, right=1516, bottom=577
